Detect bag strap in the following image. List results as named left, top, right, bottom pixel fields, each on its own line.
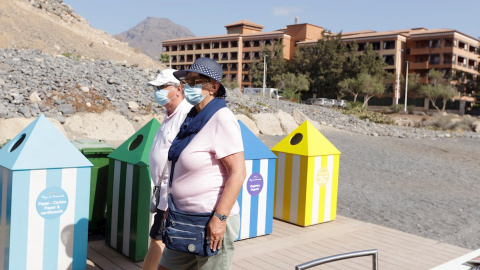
left=154, top=162, right=168, bottom=188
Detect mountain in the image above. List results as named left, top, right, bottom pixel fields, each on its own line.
left=114, top=17, right=196, bottom=60
left=0, top=0, right=163, bottom=69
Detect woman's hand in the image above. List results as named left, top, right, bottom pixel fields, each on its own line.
left=208, top=215, right=226, bottom=252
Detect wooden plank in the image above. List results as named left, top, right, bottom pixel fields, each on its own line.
left=87, top=216, right=472, bottom=270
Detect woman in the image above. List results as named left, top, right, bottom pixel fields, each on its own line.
left=159, top=57, right=246, bottom=270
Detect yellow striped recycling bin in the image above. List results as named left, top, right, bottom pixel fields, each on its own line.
left=105, top=118, right=160, bottom=261
left=271, top=120, right=341, bottom=227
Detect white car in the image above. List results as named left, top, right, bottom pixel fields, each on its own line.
left=335, top=100, right=348, bottom=108
left=313, top=98, right=329, bottom=106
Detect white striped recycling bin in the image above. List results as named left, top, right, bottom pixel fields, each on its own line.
left=105, top=118, right=160, bottom=261
left=271, top=120, right=341, bottom=227
left=0, top=115, right=93, bottom=270
left=236, top=120, right=277, bottom=240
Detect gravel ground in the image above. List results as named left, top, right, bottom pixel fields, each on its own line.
left=259, top=126, right=480, bottom=250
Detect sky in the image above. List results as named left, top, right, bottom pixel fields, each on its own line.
left=63, top=0, right=480, bottom=40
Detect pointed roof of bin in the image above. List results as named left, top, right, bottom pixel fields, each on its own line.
left=0, top=114, right=93, bottom=170
left=238, top=120, right=277, bottom=160
left=107, top=118, right=160, bottom=166
left=271, top=120, right=341, bottom=157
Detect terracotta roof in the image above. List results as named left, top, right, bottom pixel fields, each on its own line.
left=224, top=20, right=264, bottom=29
left=162, top=30, right=287, bottom=44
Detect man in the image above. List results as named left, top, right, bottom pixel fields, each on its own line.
left=143, top=69, right=192, bottom=270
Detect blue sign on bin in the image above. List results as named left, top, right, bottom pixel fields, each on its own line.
left=0, top=115, right=92, bottom=270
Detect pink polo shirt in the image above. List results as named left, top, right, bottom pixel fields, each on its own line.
left=170, top=107, right=244, bottom=215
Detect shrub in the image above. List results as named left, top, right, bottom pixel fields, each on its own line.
left=340, top=105, right=395, bottom=125
left=390, top=104, right=403, bottom=113
left=407, top=105, right=415, bottom=114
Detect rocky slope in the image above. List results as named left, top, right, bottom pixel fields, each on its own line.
left=0, top=0, right=163, bottom=69
left=114, top=17, right=196, bottom=60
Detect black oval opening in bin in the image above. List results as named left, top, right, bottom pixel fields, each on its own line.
left=10, top=133, right=26, bottom=152
left=128, top=134, right=144, bottom=151
left=290, top=133, right=303, bottom=145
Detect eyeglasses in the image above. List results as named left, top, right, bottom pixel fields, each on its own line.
left=180, top=78, right=213, bottom=86
left=154, top=84, right=175, bottom=91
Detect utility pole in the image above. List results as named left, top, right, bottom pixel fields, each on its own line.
left=396, top=49, right=403, bottom=105
left=404, top=61, right=409, bottom=112
left=262, top=55, right=268, bottom=98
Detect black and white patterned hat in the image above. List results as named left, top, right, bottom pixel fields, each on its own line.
left=173, top=57, right=226, bottom=97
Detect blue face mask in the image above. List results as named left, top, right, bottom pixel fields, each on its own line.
left=183, top=84, right=206, bottom=105
left=154, top=89, right=174, bottom=106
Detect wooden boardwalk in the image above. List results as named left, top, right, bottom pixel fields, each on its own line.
left=87, top=216, right=471, bottom=270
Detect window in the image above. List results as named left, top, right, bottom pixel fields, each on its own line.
left=242, top=74, right=250, bottom=82
left=221, top=41, right=229, bottom=48
left=415, top=41, right=428, bottom=48
left=195, top=44, right=202, bottom=50
left=383, top=55, right=394, bottom=65
left=253, top=52, right=261, bottom=59
left=264, top=39, right=272, bottom=46
left=242, top=63, right=250, bottom=71
left=171, top=45, right=178, bottom=51
left=203, top=53, right=210, bottom=58
left=243, top=52, right=251, bottom=60
left=443, top=54, right=455, bottom=64
left=458, top=41, right=468, bottom=51
left=231, top=41, right=238, bottom=48
left=179, top=45, right=185, bottom=51
left=371, top=42, right=380, bottom=51
left=243, top=41, right=251, bottom=47
left=221, top=64, right=228, bottom=71
left=195, top=54, right=201, bottom=60
left=428, top=54, right=439, bottom=65
left=230, top=52, right=237, bottom=60
left=212, top=53, right=219, bottom=60
left=444, top=38, right=454, bottom=47
left=457, top=56, right=467, bottom=67
left=253, top=40, right=261, bottom=47
left=187, top=44, right=193, bottom=50
left=230, top=74, right=237, bottom=80
left=383, top=41, right=395, bottom=50
left=163, top=46, right=170, bottom=52
left=179, top=55, right=185, bottom=62
left=212, top=42, right=220, bottom=49
left=186, top=54, right=193, bottom=62
left=429, top=39, right=440, bottom=48
left=230, top=63, right=237, bottom=71
left=171, top=56, right=177, bottom=62
left=203, top=43, right=210, bottom=49
left=221, top=53, right=228, bottom=60
left=357, top=43, right=366, bottom=51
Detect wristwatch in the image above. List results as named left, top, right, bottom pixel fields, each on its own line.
left=214, top=212, right=227, bottom=221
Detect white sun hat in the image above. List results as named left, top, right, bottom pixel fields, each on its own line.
left=148, top=69, right=180, bottom=86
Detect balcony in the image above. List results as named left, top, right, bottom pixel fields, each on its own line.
left=409, top=62, right=429, bottom=70
left=409, top=47, right=446, bottom=55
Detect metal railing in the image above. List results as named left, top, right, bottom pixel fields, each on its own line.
left=295, top=249, right=378, bottom=270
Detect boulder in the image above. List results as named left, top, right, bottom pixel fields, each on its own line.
left=292, top=108, right=322, bottom=131
left=0, top=117, right=67, bottom=145
left=63, top=111, right=135, bottom=146
left=275, top=110, right=298, bottom=134
left=473, top=121, right=480, bottom=133
left=235, top=114, right=259, bottom=136
left=251, top=113, right=284, bottom=136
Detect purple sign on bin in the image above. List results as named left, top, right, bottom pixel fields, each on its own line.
left=247, top=172, right=263, bottom=196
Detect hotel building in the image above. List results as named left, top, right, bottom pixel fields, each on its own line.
left=162, top=20, right=479, bottom=107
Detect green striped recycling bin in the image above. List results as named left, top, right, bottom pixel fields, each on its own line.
left=71, top=139, right=114, bottom=234
left=105, top=118, right=160, bottom=261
